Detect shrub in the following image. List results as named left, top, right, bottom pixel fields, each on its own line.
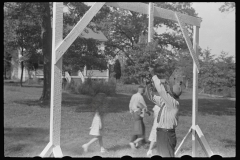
left=65, top=79, right=81, bottom=94
left=67, top=78, right=117, bottom=96
left=122, top=76, right=139, bottom=85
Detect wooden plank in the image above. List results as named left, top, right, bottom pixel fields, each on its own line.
left=175, top=12, right=200, bottom=72
left=148, top=2, right=154, bottom=43
left=55, top=2, right=105, bottom=63
left=50, top=2, right=63, bottom=148
left=106, top=2, right=202, bottom=27
left=53, top=145, right=63, bottom=158
left=175, top=127, right=192, bottom=156
left=195, top=125, right=214, bottom=157
left=39, top=142, right=53, bottom=157
left=192, top=125, right=197, bottom=156
left=39, top=3, right=64, bottom=157
left=191, top=26, right=200, bottom=157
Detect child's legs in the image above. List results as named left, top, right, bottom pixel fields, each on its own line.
left=130, top=135, right=138, bottom=142
left=85, top=136, right=98, bottom=147
left=98, top=136, right=103, bottom=148
left=134, top=134, right=144, bottom=144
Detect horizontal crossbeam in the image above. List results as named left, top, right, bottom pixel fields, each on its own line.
left=106, top=2, right=202, bottom=27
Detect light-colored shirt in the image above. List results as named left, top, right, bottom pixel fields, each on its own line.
left=152, top=75, right=180, bottom=129
left=129, top=92, right=148, bottom=117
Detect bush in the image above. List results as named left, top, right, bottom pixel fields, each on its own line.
left=122, top=76, right=139, bottom=85
left=66, top=78, right=116, bottom=96
left=65, top=79, right=81, bottom=94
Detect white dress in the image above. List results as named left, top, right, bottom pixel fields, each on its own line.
left=89, top=112, right=103, bottom=136
left=148, top=105, right=160, bottom=142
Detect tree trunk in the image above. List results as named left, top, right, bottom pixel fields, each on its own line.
left=39, top=3, right=52, bottom=103
left=4, top=67, right=6, bottom=79
left=20, top=61, right=24, bottom=87
left=186, top=79, right=188, bottom=89
left=20, top=47, right=24, bottom=87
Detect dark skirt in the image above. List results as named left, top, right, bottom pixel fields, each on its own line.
left=132, top=111, right=145, bottom=135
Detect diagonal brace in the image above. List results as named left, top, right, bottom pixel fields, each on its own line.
left=55, top=2, right=106, bottom=64
left=175, top=12, right=200, bottom=73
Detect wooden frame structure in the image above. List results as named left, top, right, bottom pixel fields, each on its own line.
left=39, top=2, right=213, bottom=157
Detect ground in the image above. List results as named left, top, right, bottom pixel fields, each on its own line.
left=4, top=82, right=235, bottom=157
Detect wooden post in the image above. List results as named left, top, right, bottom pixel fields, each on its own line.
left=148, top=2, right=154, bottom=43
left=39, top=2, right=63, bottom=157
left=192, top=25, right=199, bottom=157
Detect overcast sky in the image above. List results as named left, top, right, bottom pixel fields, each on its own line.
left=191, top=2, right=235, bottom=58
left=84, top=2, right=235, bottom=59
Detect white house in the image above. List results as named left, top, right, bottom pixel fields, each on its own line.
left=11, top=25, right=108, bottom=82
left=68, top=65, right=109, bottom=83
left=11, top=49, right=29, bottom=82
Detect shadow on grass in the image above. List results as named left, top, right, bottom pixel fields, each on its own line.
left=221, top=139, right=235, bottom=148
left=13, top=99, right=50, bottom=108
left=106, top=144, right=130, bottom=152
left=4, top=81, right=43, bottom=88
left=13, top=91, right=235, bottom=116
left=4, top=127, right=49, bottom=155
left=178, top=99, right=235, bottom=116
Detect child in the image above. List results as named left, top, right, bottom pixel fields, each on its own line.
left=146, top=104, right=160, bottom=156
left=82, top=93, right=108, bottom=153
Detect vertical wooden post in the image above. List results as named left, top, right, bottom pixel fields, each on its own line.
left=40, top=2, right=63, bottom=157
left=148, top=2, right=154, bottom=43
left=192, top=26, right=199, bottom=157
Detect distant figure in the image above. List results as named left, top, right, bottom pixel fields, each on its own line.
left=129, top=85, right=151, bottom=149
left=82, top=93, right=108, bottom=153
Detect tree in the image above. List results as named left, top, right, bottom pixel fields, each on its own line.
left=4, top=2, right=52, bottom=101
left=198, top=48, right=216, bottom=93
left=219, top=2, right=235, bottom=13
left=62, top=3, right=111, bottom=73
left=113, top=59, right=121, bottom=81
left=175, top=49, right=193, bottom=88
left=97, top=2, right=198, bottom=83
left=197, top=49, right=235, bottom=95
left=4, top=3, right=42, bottom=86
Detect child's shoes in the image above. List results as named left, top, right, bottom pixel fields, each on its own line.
left=82, top=144, right=88, bottom=152
left=147, top=150, right=153, bottom=157
left=100, top=148, right=107, bottom=153
left=129, top=142, right=136, bottom=149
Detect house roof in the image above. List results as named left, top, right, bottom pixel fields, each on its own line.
left=85, top=70, right=108, bottom=77
left=80, top=28, right=108, bottom=42
left=66, top=24, right=108, bottom=42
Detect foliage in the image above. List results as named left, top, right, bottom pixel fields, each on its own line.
left=175, top=48, right=193, bottom=86
left=113, top=59, right=121, bottom=80
left=4, top=2, right=51, bottom=97
left=98, top=2, right=198, bottom=62
left=62, top=2, right=111, bottom=73
left=65, top=78, right=116, bottom=96
left=96, top=2, right=198, bottom=85
left=198, top=49, right=235, bottom=96
left=219, top=2, right=235, bottom=13
left=124, top=39, right=178, bottom=84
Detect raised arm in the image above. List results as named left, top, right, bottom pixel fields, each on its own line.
left=149, top=67, right=173, bottom=108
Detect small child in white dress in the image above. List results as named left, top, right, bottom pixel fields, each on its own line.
left=147, top=104, right=160, bottom=156
left=82, top=93, right=107, bottom=153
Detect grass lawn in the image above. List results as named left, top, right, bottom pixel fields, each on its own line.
left=4, top=83, right=235, bottom=157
